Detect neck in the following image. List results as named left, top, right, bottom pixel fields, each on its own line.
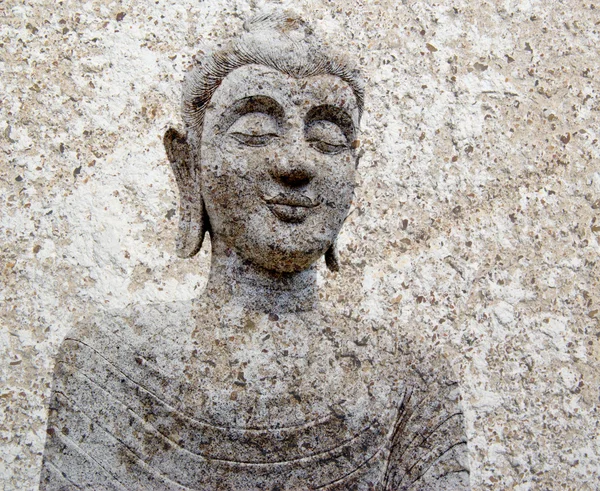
left=202, top=236, right=318, bottom=314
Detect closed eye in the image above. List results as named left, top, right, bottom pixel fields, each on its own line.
left=230, top=132, right=279, bottom=147
left=305, top=120, right=350, bottom=155
left=306, top=139, right=348, bottom=154
left=227, top=111, right=280, bottom=147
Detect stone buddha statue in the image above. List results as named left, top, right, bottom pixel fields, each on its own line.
left=41, top=11, right=470, bottom=490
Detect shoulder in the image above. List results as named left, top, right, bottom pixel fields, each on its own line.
left=52, top=300, right=197, bottom=385
left=47, top=300, right=200, bottom=429
left=57, top=300, right=195, bottom=354
left=383, top=338, right=470, bottom=489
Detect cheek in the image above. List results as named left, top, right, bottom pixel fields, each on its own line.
left=201, top=140, right=256, bottom=180
left=201, top=141, right=270, bottom=206
left=317, top=153, right=356, bottom=199
left=200, top=141, right=273, bottom=233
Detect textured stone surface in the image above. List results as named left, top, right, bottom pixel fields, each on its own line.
left=39, top=302, right=468, bottom=489
left=1, top=0, right=599, bottom=490
left=39, top=12, right=469, bottom=489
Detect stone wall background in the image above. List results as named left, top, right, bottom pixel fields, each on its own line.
left=1, top=0, right=599, bottom=489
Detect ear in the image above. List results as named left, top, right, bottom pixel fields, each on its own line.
left=355, top=148, right=364, bottom=169
left=163, top=127, right=208, bottom=258
left=325, top=239, right=340, bottom=272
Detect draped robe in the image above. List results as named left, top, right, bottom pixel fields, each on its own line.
left=41, top=300, right=469, bottom=490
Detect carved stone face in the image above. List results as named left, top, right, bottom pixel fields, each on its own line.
left=199, top=64, right=360, bottom=273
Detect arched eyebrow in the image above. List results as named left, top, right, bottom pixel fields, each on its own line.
left=217, top=95, right=285, bottom=132
left=304, top=105, right=355, bottom=143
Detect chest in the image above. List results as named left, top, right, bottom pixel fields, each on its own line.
left=124, top=314, right=404, bottom=488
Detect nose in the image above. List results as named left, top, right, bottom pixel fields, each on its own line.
left=270, top=140, right=314, bottom=187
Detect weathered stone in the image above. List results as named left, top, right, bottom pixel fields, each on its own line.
left=39, top=11, right=469, bottom=490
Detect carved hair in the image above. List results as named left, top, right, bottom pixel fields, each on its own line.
left=182, top=10, right=365, bottom=154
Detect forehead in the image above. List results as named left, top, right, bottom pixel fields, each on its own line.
left=205, top=64, right=359, bottom=124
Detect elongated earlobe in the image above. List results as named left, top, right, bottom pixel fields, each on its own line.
left=163, top=127, right=208, bottom=258
left=325, top=240, right=341, bottom=272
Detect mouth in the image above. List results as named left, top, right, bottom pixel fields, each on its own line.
left=263, top=194, right=320, bottom=223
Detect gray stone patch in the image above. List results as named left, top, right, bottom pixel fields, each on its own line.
left=39, top=11, right=469, bottom=490
left=3, top=1, right=599, bottom=490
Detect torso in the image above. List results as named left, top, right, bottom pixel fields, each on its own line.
left=41, top=300, right=469, bottom=490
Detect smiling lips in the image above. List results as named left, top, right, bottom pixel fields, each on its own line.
left=263, top=194, right=319, bottom=223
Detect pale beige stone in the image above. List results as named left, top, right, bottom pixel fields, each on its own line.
left=39, top=12, right=469, bottom=489
left=1, top=1, right=599, bottom=490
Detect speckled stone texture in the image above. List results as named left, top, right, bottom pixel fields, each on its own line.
left=1, top=1, right=599, bottom=490
left=38, top=12, right=469, bottom=489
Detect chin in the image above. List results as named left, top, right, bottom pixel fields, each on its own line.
left=242, top=241, right=328, bottom=274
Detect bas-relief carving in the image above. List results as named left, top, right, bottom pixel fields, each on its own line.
left=40, top=11, right=470, bottom=490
